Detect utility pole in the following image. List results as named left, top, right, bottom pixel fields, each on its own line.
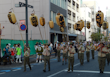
left=25, top=0, right=28, bottom=47
left=15, top=0, right=33, bottom=47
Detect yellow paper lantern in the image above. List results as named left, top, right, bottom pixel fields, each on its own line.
left=77, top=21, right=82, bottom=31
left=102, top=21, right=109, bottom=30
left=56, top=13, right=65, bottom=27
left=60, top=27, right=64, bottom=32
left=73, top=23, right=77, bottom=30
left=30, top=13, right=38, bottom=27
left=39, top=17, right=45, bottom=26
left=80, top=20, right=84, bottom=28
left=96, top=10, right=104, bottom=27
left=87, top=21, right=90, bottom=29
left=49, top=21, right=54, bottom=28
left=8, top=12, right=17, bottom=24
left=56, top=13, right=60, bottom=26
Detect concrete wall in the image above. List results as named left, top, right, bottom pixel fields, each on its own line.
left=0, top=0, right=50, bottom=42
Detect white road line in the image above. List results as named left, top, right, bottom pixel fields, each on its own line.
left=0, top=72, right=5, bottom=75
left=12, top=69, right=21, bottom=72
left=64, top=70, right=110, bottom=74
left=47, top=55, right=97, bottom=77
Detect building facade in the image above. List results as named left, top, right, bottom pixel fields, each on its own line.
left=67, top=0, right=83, bottom=42
left=50, top=0, right=68, bottom=44
left=80, top=5, right=92, bottom=41
left=83, top=1, right=97, bottom=33
left=0, top=0, right=68, bottom=55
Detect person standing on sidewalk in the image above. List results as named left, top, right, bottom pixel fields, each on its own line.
left=86, top=42, right=91, bottom=62
left=43, top=44, right=50, bottom=72
left=91, top=42, right=95, bottom=59
left=62, top=45, right=67, bottom=65
left=67, top=42, right=76, bottom=72
left=56, top=42, right=62, bottom=62
left=78, top=43, right=85, bottom=65
left=16, top=44, right=22, bottom=63
left=24, top=46, right=31, bottom=72
left=97, top=43, right=108, bottom=73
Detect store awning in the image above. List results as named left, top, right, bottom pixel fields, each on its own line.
left=68, top=34, right=77, bottom=37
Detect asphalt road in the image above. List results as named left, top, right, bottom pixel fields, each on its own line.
left=1, top=51, right=110, bottom=77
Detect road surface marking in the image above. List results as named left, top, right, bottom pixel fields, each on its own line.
left=64, top=70, right=110, bottom=74
left=12, top=69, right=21, bottom=71
left=0, top=72, right=5, bottom=75
left=47, top=55, right=97, bottom=77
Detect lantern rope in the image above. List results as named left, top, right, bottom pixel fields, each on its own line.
left=38, top=25, right=44, bottom=44
left=16, top=22, right=25, bottom=46
left=42, top=0, right=47, bottom=42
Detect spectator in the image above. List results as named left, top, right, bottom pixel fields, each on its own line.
left=16, top=44, right=22, bottom=63
left=3, top=44, right=11, bottom=57
left=11, top=47, right=15, bottom=63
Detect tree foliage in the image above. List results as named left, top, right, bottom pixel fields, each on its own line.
left=91, top=33, right=104, bottom=42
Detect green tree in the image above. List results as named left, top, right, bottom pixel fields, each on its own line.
left=104, top=37, right=108, bottom=42
left=91, top=33, right=104, bottom=42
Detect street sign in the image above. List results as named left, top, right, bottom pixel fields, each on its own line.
left=20, top=24, right=27, bottom=31
left=19, top=2, right=26, bottom=7
left=19, top=2, right=33, bottom=8
left=15, top=4, right=20, bottom=7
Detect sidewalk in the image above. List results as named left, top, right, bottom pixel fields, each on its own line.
left=0, top=52, right=56, bottom=69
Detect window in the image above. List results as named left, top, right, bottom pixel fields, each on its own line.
left=88, top=12, right=90, bottom=17
left=68, top=23, right=71, bottom=30
left=76, top=4, right=79, bottom=12
left=50, top=11, right=56, bottom=23
left=92, top=18, right=94, bottom=22
left=72, top=1, right=75, bottom=9
left=51, top=0, right=54, bottom=3
left=73, top=12, right=75, bottom=21
left=68, top=10, right=71, bottom=20
left=92, top=11, right=94, bottom=15
left=53, top=12, right=56, bottom=23
left=61, top=0, right=66, bottom=9
left=68, top=0, right=71, bottom=7
left=51, top=11, right=53, bottom=21
left=57, top=0, right=60, bottom=6
left=76, top=4, right=79, bottom=8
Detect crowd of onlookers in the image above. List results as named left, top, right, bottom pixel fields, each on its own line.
left=1, top=43, right=23, bottom=64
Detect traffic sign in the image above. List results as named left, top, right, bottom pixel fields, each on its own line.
left=20, top=24, right=27, bottom=31
left=19, top=2, right=33, bottom=8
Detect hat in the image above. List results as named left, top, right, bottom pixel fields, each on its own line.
left=69, top=42, right=73, bottom=45
left=64, top=45, right=66, bottom=47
